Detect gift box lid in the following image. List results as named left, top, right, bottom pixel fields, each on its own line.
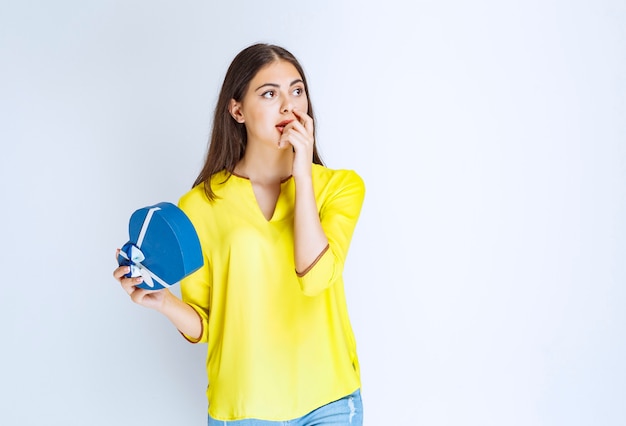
left=118, top=202, right=203, bottom=290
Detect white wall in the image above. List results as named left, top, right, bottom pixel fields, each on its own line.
left=1, top=1, right=624, bottom=425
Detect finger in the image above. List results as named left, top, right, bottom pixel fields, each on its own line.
left=280, top=118, right=312, bottom=142
left=292, top=108, right=314, bottom=134
left=291, top=107, right=310, bottom=123
left=131, top=286, right=167, bottom=305
left=278, top=128, right=300, bottom=150
left=113, top=265, right=130, bottom=280
left=284, top=129, right=308, bottom=148
left=130, top=287, right=148, bottom=304
left=284, top=120, right=307, bottom=137
left=282, top=127, right=314, bottom=152
left=278, top=124, right=301, bottom=149
left=122, top=276, right=144, bottom=295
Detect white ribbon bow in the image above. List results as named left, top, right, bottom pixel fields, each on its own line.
left=118, top=206, right=175, bottom=289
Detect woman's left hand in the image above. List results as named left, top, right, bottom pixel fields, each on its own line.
left=278, top=107, right=315, bottom=179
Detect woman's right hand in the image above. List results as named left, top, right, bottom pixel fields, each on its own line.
left=113, top=249, right=169, bottom=310
left=113, top=249, right=203, bottom=340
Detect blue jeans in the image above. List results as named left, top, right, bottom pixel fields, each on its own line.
left=208, top=389, right=363, bottom=426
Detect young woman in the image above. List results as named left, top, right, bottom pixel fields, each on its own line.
left=114, top=43, right=365, bottom=425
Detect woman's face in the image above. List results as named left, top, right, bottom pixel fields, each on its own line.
left=231, top=60, right=309, bottom=149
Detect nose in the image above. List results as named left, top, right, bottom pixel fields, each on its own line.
left=281, top=99, right=293, bottom=114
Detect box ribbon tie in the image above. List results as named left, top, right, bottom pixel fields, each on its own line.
left=118, top=207, right=174, bottom=289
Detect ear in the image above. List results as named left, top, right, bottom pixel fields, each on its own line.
left=229, top=99, right=245, bottom=123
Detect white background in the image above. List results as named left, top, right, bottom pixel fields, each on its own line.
left=1, top=1, right=625, bottom=425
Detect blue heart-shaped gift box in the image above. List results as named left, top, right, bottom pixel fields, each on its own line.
left=117, top=202, right=203, bottom=290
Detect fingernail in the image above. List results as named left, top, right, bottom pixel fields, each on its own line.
left=135, top=277, right=143, bottom=283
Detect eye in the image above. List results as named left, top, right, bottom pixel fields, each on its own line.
left=262, top=90, right=275, bottom=99
left=292, top=87, right=304, bottom=96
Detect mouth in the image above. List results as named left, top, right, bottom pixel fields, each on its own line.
left=276, top=119, right=294, bottom=134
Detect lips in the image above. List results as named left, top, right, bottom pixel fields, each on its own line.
left=276, top=119, right=294, bottom=134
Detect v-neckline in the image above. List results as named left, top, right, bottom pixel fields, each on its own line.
left=232, top=172, right=293, bottom=222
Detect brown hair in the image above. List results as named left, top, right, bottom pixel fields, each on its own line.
left=193, top=43, right=324, bottom=200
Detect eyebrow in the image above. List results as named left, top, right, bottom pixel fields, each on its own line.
left=254, top=79, right=304, bottom=92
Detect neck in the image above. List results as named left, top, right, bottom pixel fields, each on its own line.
left=235, top=144, right=294, bottom=184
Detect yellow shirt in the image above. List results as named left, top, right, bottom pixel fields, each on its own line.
left=177, top=164, right=365, bottom=421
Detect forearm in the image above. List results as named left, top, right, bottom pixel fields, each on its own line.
left=293, top=175, right=328, bottom=273
left=158, top=291, right=203, bottom=341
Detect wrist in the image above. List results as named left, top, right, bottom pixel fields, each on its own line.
left=155, top=289, right=175, bottom=313
left=293, top=172, right=313, bottom=185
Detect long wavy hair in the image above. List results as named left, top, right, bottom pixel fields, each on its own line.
left=193, top=43, right=324, bottom=200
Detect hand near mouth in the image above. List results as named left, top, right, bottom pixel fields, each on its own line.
left=276, top=119, right=294, bottom=134
left=278, top=108, right=315, bottom=179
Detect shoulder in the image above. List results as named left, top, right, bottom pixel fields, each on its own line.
left=178, top=184, right=207, bottom=214
left=178, top=171, right=233, bottom=211
left=312, top=164, right=364, bottom=186
left=312, top=164, right=365, bottom=193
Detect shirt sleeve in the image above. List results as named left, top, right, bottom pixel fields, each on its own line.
left=297, top=170, right=366, bottom=296
left=178, top=192, right=211, bottom=344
